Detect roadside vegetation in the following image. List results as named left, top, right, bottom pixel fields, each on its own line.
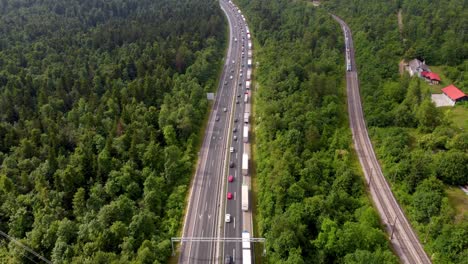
left=325, top=0, right=468, bottom=263
left=236, top=0, right=397, bottom=262
left=0, top=0, right=226, bottom=262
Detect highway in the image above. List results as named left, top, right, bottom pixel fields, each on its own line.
left=179, top=0, right=249, bottom=262
left=222, top=1, right=253, bottom=263
left=332, top=15, right=432, bottom=264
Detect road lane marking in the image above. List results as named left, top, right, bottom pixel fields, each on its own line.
left=234, top=216, right=236, bottom=229
left=234, top=192, right=237, bottom=201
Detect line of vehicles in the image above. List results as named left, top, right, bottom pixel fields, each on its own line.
left=225, top=1, right=253, bottom=263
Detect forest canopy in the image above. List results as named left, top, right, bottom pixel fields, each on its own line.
left=0, top=0, right=226, bottom=263
left=235, top=0, right=397, bottom=262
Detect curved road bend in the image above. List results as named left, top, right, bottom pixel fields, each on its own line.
left=179, top=0, right=245, bottom=263
left=332, top=15, right=431, bottom=264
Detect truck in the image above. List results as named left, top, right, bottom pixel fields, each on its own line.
left=246, top=80, right=251, bottom=90
left=243, top=112, right=249, bottom=124
left=242, top=231, right=251, bottom=249
left=244, top=93, right=248, bottom=103
left=242, top=185, right=249, bottom=211
left=247, top=69, right=252, bottom=80
left=248, top=41, right=252, bottom=49
left=242, top=249, right=251, bottom=264
left=244, top=103, right=251, bottom=115
left=242, top=153, right=249, bottom=175
left=247, top=59, right=252, bottom=67
left=243, top=125, right=249, bottom=143
left=248, top=50, right=253, bottom=58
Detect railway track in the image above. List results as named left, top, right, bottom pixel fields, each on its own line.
left=332, top=14, right=432, bottom=264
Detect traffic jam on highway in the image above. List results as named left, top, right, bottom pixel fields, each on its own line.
left=222, top=0, right=253, bottom=263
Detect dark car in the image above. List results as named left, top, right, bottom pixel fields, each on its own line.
left=229, top=161, right=235, bottom=168
left=225, top=255, right=233, bottom=264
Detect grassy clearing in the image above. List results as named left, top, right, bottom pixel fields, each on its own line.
left=446, top=186, right=468, bottom=223
left=442, top=105, right=468, bottom=131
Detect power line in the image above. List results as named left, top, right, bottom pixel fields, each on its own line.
left=0, top=230, right=52, bottom=264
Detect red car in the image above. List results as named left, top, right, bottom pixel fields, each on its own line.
left=228, top=175, right=234, bottom=182
left=227, top=192, right=233, bottom=200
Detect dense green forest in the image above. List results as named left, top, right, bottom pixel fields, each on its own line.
left=325, top=0, right=468, bottom=263
left=0, top=0, right=226, bottom=262
left=236, top=0, right=398, bottom=263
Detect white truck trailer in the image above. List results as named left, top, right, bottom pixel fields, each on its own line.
left=243, top=125, right=249, bottom=143
left=242, top=185, right=249, bottom=211
left=242, top=153, right=249, bottom=175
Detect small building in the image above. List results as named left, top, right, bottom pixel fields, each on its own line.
left=421, top=71, right=441, bottom=84
left=406, top=59, right=430, bottom=77
left=441, top=84, right=468, bottom=105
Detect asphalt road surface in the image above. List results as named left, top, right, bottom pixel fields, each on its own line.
left=221, top=1, right=251, bottom=263
left=332, top=14, right=432, bottom=264
left=179, top=0, right=248, bottom=263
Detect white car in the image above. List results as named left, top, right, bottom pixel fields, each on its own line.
left=230, top=75, right=233, bottom=79
left=230, top=147, right=234, bottom=153
left=225, top=214, right=231, bottom=223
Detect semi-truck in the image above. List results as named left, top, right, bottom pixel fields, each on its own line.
left=242, top=231, right=251, bottom=249
left=242, top=231, right=251, bottom=264
left=242, top=185, right=249, bottom=211
left=247, top=69, right=252, bottom=80
left=248, top=50, right=252, bottom=58
left=243, top=125, right=249, bottom=143
left=242, top=153, right=248, bottom=175
left=243, top=112, right=249, bottom=123
left=244, top=102, right=251, bottom=114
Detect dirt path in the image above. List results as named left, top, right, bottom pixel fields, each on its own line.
left=398, top=9, right=403, bottom=34
left=399, top=60, right=405, bottom=75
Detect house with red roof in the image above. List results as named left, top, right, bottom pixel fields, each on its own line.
left=421, top=71, right=441, bottom=84
left=442, top=84, right=467, bottom=105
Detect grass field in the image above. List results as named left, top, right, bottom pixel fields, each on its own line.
left=446, top=186, right=468, bottom=223
left=447, top=105, right=468, bottom=131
